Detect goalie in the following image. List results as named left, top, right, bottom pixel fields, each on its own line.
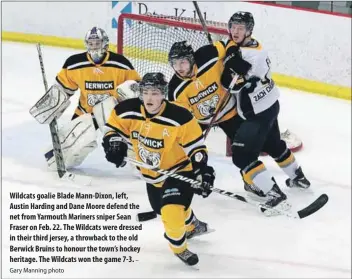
left=30, top=27, right=141, bottom=170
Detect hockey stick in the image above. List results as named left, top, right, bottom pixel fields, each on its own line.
left=36, top=44, right=91, bottom=186
left=125, top=157, right=329, bottom=219
left=192, top=1, right=237, bottom=139
left=37, top=44, right=66, bottom=178
left=193, top=1, right=213, bottom=44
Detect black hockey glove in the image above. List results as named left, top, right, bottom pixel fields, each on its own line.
left=222, top=45, right=252, bottom=89
left=190, top=150, right=215, bottom=198
left=102, top=134, right=128, bottom=168
left=193, top=165, right=216, bottom=198
left=238, top=76, right=261, bottom=119
left=240, top=76, right=261, bottom=95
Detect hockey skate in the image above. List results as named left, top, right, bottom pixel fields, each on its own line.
left=285, top=166, right=311, bottom=189
left=244, top=181, right=267, bottom=202
left=175, top=249, right=199, bottom=266
left=186, top=218, right=213, bottom=240
left=261, top=184, right=291, bottom=217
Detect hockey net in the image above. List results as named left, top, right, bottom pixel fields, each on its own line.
left=117, top=13, right=232, bottom=156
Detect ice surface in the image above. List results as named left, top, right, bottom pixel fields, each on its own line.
left=1, top=42, right=351, bottom=278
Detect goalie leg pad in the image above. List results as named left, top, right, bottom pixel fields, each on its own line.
left=44, top=114, right=97, bottom=170
left=30, top=84, right=71, bottom=124
left=92, top=96, right=118, bottom=133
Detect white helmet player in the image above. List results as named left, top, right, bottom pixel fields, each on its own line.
left=84, top=27, right=109, bottom=63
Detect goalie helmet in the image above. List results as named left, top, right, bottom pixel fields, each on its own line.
left=228, top=11, right=255, bottom=37
left=139, top=72, right=168, bottom=97
left=168, top=41, right=195, bottom=67
left=84, top=27, right=109, bottom=63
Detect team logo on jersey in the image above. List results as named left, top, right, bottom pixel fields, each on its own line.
left=138, top=146, right=161, bottom=167
left=189, top=82, right=218, bottom=105
left=87, top=93, right=111, bottom=106
left=85, top=81, right=114, bottom=91
left=197, top=94, right=219, bottom=117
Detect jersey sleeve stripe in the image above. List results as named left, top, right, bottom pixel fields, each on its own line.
left=197, top=57, right=218, bottom=77
left=183, top=140, right=205, bottom=156
left=55, top=77, right=76, bottom=95
left=78, top=101, right=88, bottom=113
left=173, top=80, right=191, bottom=100
left=181, top=134, right=204, bottom=148
left=104, top=123, right=130, bottom=140
left=186, top=145, right=207, bottom=158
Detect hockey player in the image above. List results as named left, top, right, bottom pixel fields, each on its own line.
left=168, top=41, right=302, bottom=156
left=102, top=72, right=215, bottom=266
left=167, top=41, right=242, bottom=143
left=221, top=11, right=310, bottom=212
left=30, top=27, right=141, bottom=170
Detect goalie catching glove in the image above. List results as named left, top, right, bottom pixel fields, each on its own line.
left=191, top=150, right=216, bottom=198
left=102, top=134, right=128, bottom=168
left=116, top=80, right=140, bottom=102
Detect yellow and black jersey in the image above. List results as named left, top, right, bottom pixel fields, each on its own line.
left=168, top=40, right=237, bottom=126
left=104, top=98, right=207, bottom=187
left=56, top=51, right=141, bottom=115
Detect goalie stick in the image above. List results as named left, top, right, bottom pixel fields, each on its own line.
left=125, top=157, right=329, bottom=219
left=36, top=44, right=91, bottom=186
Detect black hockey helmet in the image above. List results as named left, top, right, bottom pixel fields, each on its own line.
left=228, top=11, right=255, bottom=36
left=168, top=41, right=195, bottom=66
left=139, top=72, right=168, bottom=96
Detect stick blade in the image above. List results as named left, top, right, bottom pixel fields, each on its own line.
left=297, top=194, right=329, bottom=219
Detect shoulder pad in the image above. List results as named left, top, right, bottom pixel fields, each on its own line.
left=62, top=52, right=88, bottom=69
left=167, top=74, right=188, bottom=101
left=158, top=101, right=193, bottom=126
left=242, top=39, right=262, bottom=49
left=105, top=51, right=135, bottom=70
left=195, top=44, right=218, bottom=63
left=114, top=98, right=142, bottom=116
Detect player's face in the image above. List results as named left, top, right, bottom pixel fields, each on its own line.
left=229, top=23, right=247, bottom=44
left=87, top=39, right=103, bottom=51
left=142, top=87, right=164, bottom=114
left=171, top=58, right=192, bottom=78
left=87, top=39, right=105, bottom=62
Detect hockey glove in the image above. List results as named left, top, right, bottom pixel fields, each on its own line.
left=237, top=76, right=262, bottom=119
left=102, top=135, right=128, bottom=168
left=116, top=80, right=140, bottom=102
left=241, top=76, right=261, bottom=95
left=193, top=165, right=216, bottom=198
left=190, top=150, right=214, bottom=198
left=222, top=45, right=252, bottom=89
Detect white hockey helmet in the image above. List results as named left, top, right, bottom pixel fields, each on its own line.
left=84, top=27, right=109, bottom=63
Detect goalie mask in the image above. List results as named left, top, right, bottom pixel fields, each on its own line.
left=84, top=27, right=109, bottom=63
left=168, top=41, right=195, bottom=77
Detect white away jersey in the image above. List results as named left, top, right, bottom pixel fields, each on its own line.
left=225, top=38, right=280, bottom=119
